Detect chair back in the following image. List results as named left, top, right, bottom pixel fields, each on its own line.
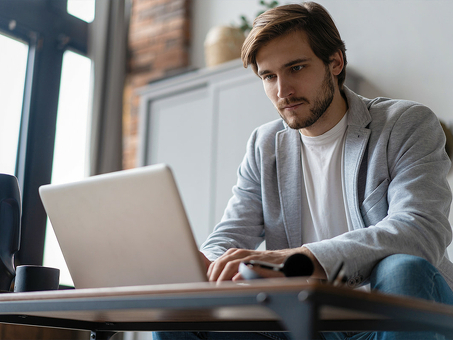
left=0, top=174, right=21, bottom=292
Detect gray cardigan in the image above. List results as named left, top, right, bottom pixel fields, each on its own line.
left=201, top=87, right=453, bottom=289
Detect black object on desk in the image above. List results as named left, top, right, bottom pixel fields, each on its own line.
left=14, top=265, right=60, bottom=292
left=239, top=253, right=315, bottom=280
left=0, top=174, right=21, bottom=292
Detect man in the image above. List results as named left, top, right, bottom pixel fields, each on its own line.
left=155, top=2, right=453, bottom=339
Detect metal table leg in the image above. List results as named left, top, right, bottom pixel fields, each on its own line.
left=256, top=291, right=318, bottom=340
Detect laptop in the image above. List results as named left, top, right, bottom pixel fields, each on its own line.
left=39, top=164, right=208, bottom=289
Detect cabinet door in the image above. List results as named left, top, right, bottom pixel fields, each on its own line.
left=145, top=86, right=214, bottom=246
left=213, top=74, right=277, bottom=227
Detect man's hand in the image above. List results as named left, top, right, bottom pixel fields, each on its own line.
left=207, top=247, right=326, bottom=282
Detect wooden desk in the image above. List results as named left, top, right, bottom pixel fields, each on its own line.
left=0, top=279, right=452, bottom=340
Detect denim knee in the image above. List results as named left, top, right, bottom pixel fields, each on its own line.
left=370, top=254, right=453, bottom=304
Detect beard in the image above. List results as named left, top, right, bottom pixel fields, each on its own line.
left=277, top=66, right=335, bottom=130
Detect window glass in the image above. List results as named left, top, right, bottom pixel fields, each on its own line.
left=43, top=50, right=92, bottom=286
left=67, top=0, right=95, bottom=23
left=0, top=34, right=28, bottom=175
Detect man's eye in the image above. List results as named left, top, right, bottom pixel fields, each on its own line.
left=292, top=65, right=304, bottom=71
left=263, top=74, right=275, bottom=81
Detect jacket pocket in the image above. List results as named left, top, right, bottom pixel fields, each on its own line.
left=360, top=178, right=389, bottom=227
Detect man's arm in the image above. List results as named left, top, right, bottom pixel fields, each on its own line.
left=306, top=104, right=452, bottom=286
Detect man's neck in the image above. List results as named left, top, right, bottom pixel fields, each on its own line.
left=299, top=88, right=348, bottom=137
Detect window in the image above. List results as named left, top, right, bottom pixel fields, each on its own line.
left=0, top=34, right=28, bottom=175
left=0, top=1, right=90, bottom=267
left=43, top=50, right=92, bottom=286
left=67, top=0, right=95, bottom=23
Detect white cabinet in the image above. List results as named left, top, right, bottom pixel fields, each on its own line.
left=137, top=59, right=276, bottom=245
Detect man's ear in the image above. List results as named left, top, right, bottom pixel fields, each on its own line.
left=330, top=50, right=344, bottom=77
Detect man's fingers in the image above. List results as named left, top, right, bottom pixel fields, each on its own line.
left=207, top=261, right=223, bottom=281
left=232, top=272, right=243, bottom=281
left=206, top=248, right=295, bottom=282
left=208, top=258, right=243, bottom=282
left=216, top=260, right=242, bottom=282
left=207, top=249, right=253, bottom=282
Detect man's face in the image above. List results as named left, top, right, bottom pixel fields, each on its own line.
left=256, top=30, right=339, bottom=135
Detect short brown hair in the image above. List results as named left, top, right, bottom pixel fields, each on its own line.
left=241, top=2, right=347, bottom=89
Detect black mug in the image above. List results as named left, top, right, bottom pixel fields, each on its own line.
left=14, top=265, right=60, bottom=292
left=0, top=174, right=21, bottom=292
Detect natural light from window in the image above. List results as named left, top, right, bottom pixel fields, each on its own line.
left=42, top=50, right=92, bottom=286
left=40, top=0, right=95, bottom=287
left=0, top=34, right=28, bottom=176
left=67, top=0, right=95, bottom=23
left=0, top=1, right=95, bottom=287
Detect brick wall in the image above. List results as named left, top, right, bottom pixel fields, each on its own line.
left=123, top=0, right=191, bottom=169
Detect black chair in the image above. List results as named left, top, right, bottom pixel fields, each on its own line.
left=0, top=174, right=21, bottom=292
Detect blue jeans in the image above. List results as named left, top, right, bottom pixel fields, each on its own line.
left=153, top=254, right=453, bottom=340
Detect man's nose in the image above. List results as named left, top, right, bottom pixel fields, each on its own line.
left=277, top=77, right=294, bottom=99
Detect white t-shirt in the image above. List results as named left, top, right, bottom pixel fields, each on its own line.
left=299, top=113, right=351, bottom=244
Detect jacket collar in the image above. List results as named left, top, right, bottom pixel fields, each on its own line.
left=342, top=86, right=372, bottom=229
left=343, top=86, right=372, bottom=128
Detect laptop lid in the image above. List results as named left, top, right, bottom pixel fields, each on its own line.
left=39, top=164, right=207, bottom=289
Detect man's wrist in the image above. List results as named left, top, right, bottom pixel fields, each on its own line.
left=300, top=246, right=327, bottom=280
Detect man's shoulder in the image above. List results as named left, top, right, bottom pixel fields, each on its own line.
left=346, top=87, right=434, bottom=122
left=345, top=88, right=439, bottom=141
left=367, top=97, right=438, bottom=135
left=366, top=96, right=430, bottom=114
left=356, top=94, right=443, bottom=152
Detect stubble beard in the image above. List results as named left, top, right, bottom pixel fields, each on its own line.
left=278, top=67, right=335, bottom=130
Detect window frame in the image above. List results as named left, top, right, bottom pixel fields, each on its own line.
left=0, top=0, right=89, bottom=265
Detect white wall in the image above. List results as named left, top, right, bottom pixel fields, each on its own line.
left=191, top=0, right=453, bottom=256
left=192, top=0, right=453, bottom=121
